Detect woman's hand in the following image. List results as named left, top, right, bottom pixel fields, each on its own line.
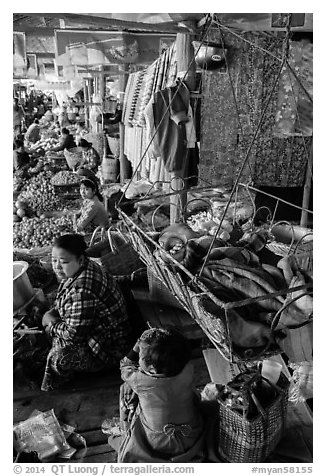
left=132, top=339, right=141, bottom=353
left=42, top=309, right=60, bottom=328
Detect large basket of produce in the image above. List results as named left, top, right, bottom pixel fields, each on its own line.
left=29, top=137, right=59, bottom=153
left=117, top=183, right=313, bottom=363
left=202, top=367, right=289, bottom=463
left=53, top=185, right=80, bottom=199
left=84, top=132, right=107, bottom=158
left=48, top=155, right=67, bottom=168
left=51, top=171, right=81, bottom=198
left=64, top=147, right=84, bottom=170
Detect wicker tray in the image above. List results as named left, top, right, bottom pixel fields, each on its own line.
left=116, top=185, right=313, bottom=363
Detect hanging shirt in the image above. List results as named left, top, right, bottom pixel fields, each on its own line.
left=151, top=83, right=189, bottom=172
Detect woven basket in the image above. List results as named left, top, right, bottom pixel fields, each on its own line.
left=117, top=185, right=313, bottom=363
left=147, top=267, right=184, bottom=310
left=216, top=371, right=289, bottom=463
left=64, top=148, right=84, bottom=170
left=84, top=132, right=107, bottom=158
left=53, top=183, right=80, bottom=198
left=106, top=133, right=120, bottom=159
left=86, top=227, right=144, bottom=277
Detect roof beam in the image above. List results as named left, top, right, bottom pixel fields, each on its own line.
left=15, top=12, right=189, bottom=33
left=13, top=26, right=56, bottom=35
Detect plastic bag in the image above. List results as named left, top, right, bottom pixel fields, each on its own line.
left=13, top=409, right=71, bottom=462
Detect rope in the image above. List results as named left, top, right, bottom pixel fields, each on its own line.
left=118, top=15, right=214, bottom=205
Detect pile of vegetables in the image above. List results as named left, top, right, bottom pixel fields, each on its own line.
left=13, top=200, right=33, bottom=223
left=187, top=209, right=234, bottom=241
left=51, top=171, right=80, bottom=186
left=13, top=215, right=74, bottom=249
left=17, top=171, right=68, bottom=212
left=30, top=137, right=59, bottom=152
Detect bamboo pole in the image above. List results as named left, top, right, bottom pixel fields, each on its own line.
left=300, top=142, right=313, bottom=227
left=176, top=32, right=197, bottom=91
left=118, top=64, right=130, bottom=182
left=98, top=65, right=105, bottom=135
left=83, top=80, right=88, bottom=129
left=87, top=79, right=93, bottom=132
left=170, top=33, right=196, bottom=224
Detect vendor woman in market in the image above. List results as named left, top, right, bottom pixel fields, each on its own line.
left=78, top=138, right=101, bottom=172
left=41, top=233, right=133, bottom=391
left=74, top=178, right=109, bottom=233
left=48, top=127, right=76, bottom=152
left=13, top=139, right=31, bottom=178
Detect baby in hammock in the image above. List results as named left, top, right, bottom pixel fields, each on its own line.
left=104, top=328, right=205, bottom=463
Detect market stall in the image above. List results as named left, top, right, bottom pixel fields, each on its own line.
left=12, top=12, right=313, bottom=465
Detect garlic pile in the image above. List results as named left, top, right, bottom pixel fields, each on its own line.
left=187, top=203, right=234, bottom=242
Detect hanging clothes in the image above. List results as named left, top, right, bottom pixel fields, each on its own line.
left=151, top=83, right=189, bottom=172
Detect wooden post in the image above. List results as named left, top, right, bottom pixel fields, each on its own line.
left=87, top=78, right=93, bottom=132
left=118, top=64, right=130, bottom=183
left=176, top=32, right=196, bottom=91
left=83, top=80, right=88, bottom=129
left=169, top=33, right=196, bottom=224
left=98, top=66, right=105, bottom=134
left=300, top=142, right=313, bottom=227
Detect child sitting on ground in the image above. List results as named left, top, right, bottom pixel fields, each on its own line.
left=104, top=328, right=206, bottom=463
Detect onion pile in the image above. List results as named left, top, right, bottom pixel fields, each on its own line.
left=13, top=215, right=74, bottom=249
left=187, top=209, right=234, bottom=241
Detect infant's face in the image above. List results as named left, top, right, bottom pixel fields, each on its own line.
left=138, top=342, right=155, bottom=374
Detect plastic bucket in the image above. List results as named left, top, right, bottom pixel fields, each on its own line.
left=13, top=261, right=35, bottom=312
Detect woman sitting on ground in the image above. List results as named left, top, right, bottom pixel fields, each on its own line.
left=74, top=178, right=109, bottom=234
left=13, top=139, right=31, bottom=178
left=41, top=233, right=133, bottom=391
left=49, top=127, right=76, bottom=152
left=78, top=138, right=101, bottom=172
left=24, top=118, right=41, bottom=145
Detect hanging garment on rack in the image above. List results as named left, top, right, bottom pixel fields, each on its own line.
left=132, top=71, right=147, bottom=126
left=122, top=74, right=135, bottom=125
left=144, top=97, right=161, bottom=160
left=137, top=62, right=157, bottom=127
left=151, top=83, right=189, bottom=172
